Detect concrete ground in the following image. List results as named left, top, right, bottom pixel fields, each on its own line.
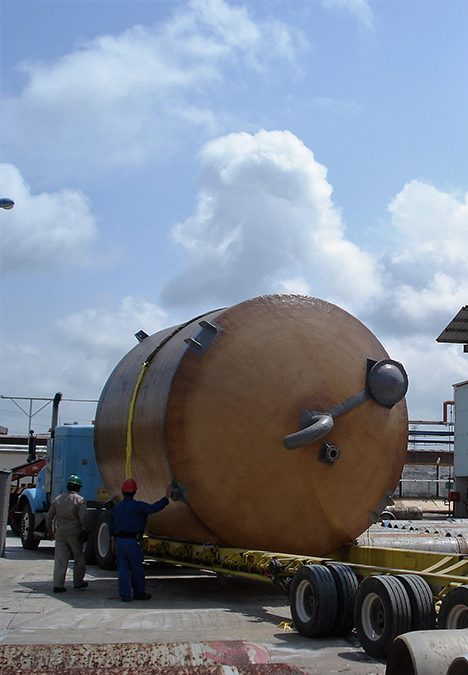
left=0, top=530, right=385, bottom=673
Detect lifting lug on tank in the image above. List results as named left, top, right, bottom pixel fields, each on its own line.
left=283, top=358, right=408, bottom=450
left=184, top=320, right=220, bottom=354
left=170, top=479, right=188, bottom=502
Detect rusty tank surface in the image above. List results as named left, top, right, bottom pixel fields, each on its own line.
left=94, top=294, right=408, bottom=556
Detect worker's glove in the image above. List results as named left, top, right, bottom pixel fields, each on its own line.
left=78, top=530, right=89, bottom=543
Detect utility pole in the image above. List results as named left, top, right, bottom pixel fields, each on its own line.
left=0, top=394, right=98, bottom=435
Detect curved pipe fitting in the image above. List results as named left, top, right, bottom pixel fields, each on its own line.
left=283, top=413, right=334, bottom=450
left=282, top=358, right=408, bottom=450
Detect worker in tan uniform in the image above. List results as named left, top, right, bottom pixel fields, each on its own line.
left=46, top=474, right=89, bottom=593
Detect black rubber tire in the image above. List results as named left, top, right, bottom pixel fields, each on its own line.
left=290, top=564, right=338, bottom=637
left=94, top=510, right=116, bottom=570
left=20, top=503, right=40, bottom=550
left=354, top=575, right=412, bottom=658
left=395, top=574, right=436, bottom=631
left=438, top=585, right=468, bottom=629
left=8, top=512, right=21, bottom=537
left=83, top=509, right=99, bottom=565
left=326, top=562, right=359, bottom=636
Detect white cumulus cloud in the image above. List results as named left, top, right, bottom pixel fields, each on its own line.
left=2, top=0, right=303, bottom=180
left=57, top=296, right=169, bottom=357
left=0, top=297, right=169, bottom=432
left=373, top=181, right=468, bottom=336
left=389, top=180, right=468, bottom=269
left=161, top=129, right=383, bottom=313
left=0, top=164, right=97, bottom=274
left=321, top=0, right=374, bottom=29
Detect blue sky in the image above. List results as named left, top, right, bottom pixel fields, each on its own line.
left=1, top=0, right=467, bottom=434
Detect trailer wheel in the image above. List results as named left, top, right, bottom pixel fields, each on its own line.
left=290, top=564, right=338, bottom=637
left=395, top=574, right=436, bottom=631
left=20, top=503, right=40, bottom=550
left=326, top=562, right=359, bottom=636
left=95, top=510, right=115, bottom=569
left=438, top=585, right=468, bottom=629
left=355, top=575, right=411, bottom=658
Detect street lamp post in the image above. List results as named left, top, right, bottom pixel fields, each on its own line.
left=0, top=198, right=15, bottom=209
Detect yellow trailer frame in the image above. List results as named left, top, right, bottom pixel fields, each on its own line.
left=143, top=535, right=468, bottom=659
left=143, top=536, right=468, bottom=602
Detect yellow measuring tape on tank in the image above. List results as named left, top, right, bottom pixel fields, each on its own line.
left=125, top=361, right=148, bottom=479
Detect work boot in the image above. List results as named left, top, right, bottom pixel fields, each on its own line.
left=133, top=592, right=151, bottom=600
left=53, top=587, right=66, bottom=593
left=74, top=581, right=89, bottom=589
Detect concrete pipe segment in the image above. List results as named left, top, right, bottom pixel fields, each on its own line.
left=386, top=631, right=468, bottom=675
left=95, top=294, right=408, bottom=556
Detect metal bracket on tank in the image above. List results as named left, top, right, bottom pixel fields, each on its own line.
left=283, top=358, right=408, bottom=451
left=184, top=320, right=220, bottom=355
left=170, top=479, right=188, bottom=502
left=369, top=491, right=395, bottom=524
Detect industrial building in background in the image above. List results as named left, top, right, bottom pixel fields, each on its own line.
left=437, top=306, right=468, bottom=518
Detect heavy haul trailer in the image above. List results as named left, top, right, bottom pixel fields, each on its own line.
left=142, top=535, right=468, bottom=659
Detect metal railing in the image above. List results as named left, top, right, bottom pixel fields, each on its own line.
left=397, top=475, right=453, bottom=500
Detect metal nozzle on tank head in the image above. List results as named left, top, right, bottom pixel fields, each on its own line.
left=318, top=443, right=340, bottom=464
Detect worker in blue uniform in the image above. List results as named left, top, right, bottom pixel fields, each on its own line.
left=110, top=478, right=173, bottom=602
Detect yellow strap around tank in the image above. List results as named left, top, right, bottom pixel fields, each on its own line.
left=123, top=310, right=216, bottom=479
left=125, top=361, right=148, bottom=478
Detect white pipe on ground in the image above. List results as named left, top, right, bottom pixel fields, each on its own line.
left=386, top=631, right=468, bottom=675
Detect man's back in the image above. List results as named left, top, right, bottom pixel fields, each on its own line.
left=48, top=492, right=87, bottom=536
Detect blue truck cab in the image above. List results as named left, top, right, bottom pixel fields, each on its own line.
left=17, top=425, right=115, bottom=567
left=47, top=425, right=107, bottom=503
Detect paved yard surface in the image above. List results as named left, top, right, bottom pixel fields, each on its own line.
left=0, top=531, right=385, bottom=673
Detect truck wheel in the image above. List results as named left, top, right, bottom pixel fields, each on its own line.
left=83, top=509, right=99, bottom=565
left=95, top=510, right=116, bottom=569
left=290, top=564, right=338, bottom=637
left=438, top=585, right=468, bottom=629
left=396, top=574, right=436, bottom=631
left=326, top=562, right=359, bottom=636
left=20, top=503, right=40, bottom=550
left=8, top=511, right=21, bottom=537
left=355, top=575, right=411, bottom=658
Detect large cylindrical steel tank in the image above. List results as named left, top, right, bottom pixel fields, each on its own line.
left=95, top=294, right=408, bottom=556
